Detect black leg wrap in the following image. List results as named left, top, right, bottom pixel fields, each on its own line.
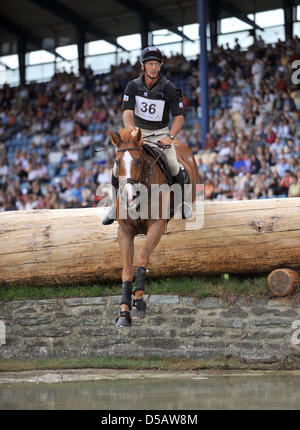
left=120, top=281, right=132, bottom=309
left=133, top=266, right=146, bottom=294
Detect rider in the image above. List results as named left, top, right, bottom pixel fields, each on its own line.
left=102, top=46, right=193, bottom=225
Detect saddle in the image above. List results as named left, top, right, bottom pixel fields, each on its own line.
left=143, top=144, right=190, bottom=185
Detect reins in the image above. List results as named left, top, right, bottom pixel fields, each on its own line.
left=143, top=141, right=171, bottom=186
left=94, top=132, right=172, bottom=189
left=117, top=140, right=171, bottom=187
left=94, top=132, right=168, bottom=153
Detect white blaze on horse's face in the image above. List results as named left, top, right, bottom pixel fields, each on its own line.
left=123, top=150, right=134, bottom=204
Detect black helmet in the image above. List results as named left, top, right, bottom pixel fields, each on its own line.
left=140, top=46, right=163, bottom=64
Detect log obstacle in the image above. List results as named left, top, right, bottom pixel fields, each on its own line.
left=0, top=198, right=300, bottom=286
left=267, top=268, right=299, bottom=297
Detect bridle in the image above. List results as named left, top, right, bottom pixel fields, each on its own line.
left=116, top=140, right=171, bottom=188
left=117, top=146, right=147, bottom=186
left=116, top=139, right=172, bottom=231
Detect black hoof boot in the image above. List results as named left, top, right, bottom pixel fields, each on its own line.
left=131, top=299, right=147, bottom=319
left=115, top=311, right=132, bottom=328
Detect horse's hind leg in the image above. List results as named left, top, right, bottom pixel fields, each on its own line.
left=132, top=220, right=166, bottom=319
left=116, top=223, right=135, bottom=328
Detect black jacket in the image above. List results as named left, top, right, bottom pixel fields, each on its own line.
left=122, top=73, right=184, bottom=130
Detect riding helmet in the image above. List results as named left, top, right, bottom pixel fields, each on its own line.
left=140, top=46, right=163, bottom=64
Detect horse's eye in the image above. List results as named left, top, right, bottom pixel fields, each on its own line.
left=116, top=159, right=121, bottom=167
left=134, top=158, right=141, bottom=166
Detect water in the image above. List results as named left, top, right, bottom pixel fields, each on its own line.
left=1, top=372, right=300, bottom=410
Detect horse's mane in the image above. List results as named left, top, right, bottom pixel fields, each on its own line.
left=118, top=127, right=136, bottom=144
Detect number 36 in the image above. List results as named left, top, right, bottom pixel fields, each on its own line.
left=141, top=102, right=156, bottom=114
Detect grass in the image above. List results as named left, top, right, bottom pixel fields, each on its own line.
left=1, top=354, right=300, bottom=372
left=0, top=274, right=269, bottom=302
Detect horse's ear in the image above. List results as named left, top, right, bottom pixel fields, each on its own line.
left=136, top=128, right=143, bottom=147
left=110, top=130, right=120, bottom=147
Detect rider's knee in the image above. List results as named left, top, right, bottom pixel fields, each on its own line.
left=168, top=159, right=180, bottom=176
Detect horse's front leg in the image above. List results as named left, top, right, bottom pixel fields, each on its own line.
left=132, top=220, right=166, bottom=319
left=116, top=222, right=135, bottom=328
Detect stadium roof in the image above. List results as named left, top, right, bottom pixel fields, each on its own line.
left=0, top=0, right=299, bottom=57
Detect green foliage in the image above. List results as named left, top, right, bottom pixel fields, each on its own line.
left=0, top=274, right=268, bottom=302
left=1, top=354, right=300, bottom=372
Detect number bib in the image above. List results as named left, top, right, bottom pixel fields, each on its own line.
left=134, top=95, right=165, bottom=122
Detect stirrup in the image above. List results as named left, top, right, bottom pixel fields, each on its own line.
left=179, top=202, right=193, bottom=219
left=102, top=204, right=116, bottom=225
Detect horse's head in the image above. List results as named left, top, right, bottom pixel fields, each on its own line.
left=111, top=127, right=146, bottom=207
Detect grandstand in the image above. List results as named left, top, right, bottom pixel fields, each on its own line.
left=1, top=1, right=300, bottom=211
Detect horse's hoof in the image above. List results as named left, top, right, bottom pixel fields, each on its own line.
left=131, top=299, right=146, bottom=319
left=131, top=308, right=146, bottom=319
left=115, top=311, right=132, bottom=328
left=115, top=317, right=131, bottom=328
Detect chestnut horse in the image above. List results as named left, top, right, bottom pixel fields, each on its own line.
left=110, top=127, right=199, bottom=328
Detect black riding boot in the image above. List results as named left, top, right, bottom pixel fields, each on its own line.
left=172, top=168, right=193, bottom=219
left=102, top=173, right=119, bottom=225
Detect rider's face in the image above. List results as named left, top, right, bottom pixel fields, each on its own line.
left=143, top=60, right=161, bottom=79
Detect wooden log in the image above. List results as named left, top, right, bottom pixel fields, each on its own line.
left=267, top=268, right=299, bottom=297
left=1, top=198, right=300, bottom=285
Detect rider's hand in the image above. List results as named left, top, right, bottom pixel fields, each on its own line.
left=160, top=135, right=173, bottom=146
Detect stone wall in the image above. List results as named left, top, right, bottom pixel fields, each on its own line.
left=1, top=294, right=300, bottom=362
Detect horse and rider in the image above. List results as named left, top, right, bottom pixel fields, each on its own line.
left=101, top=46, right=199, bottom=327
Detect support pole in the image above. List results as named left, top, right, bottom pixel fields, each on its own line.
left=283, top=0, right=294, bottom=41
left=209, top=18, right=218, bottom=52
left=17, top=37, right=26, bottom=86
left=77, top=27, right=85, bottom=74
left=140, top=16, right=149, bottom=49
left=198, top=0, right=209, bottom=149
left=208, top=0, right=218, bottom=52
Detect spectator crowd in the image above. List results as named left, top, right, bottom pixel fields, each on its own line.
left=1, top=34, right=300, bottom=211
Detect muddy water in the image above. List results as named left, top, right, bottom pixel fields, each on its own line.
left=1, top=371, right=300, bottom=410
